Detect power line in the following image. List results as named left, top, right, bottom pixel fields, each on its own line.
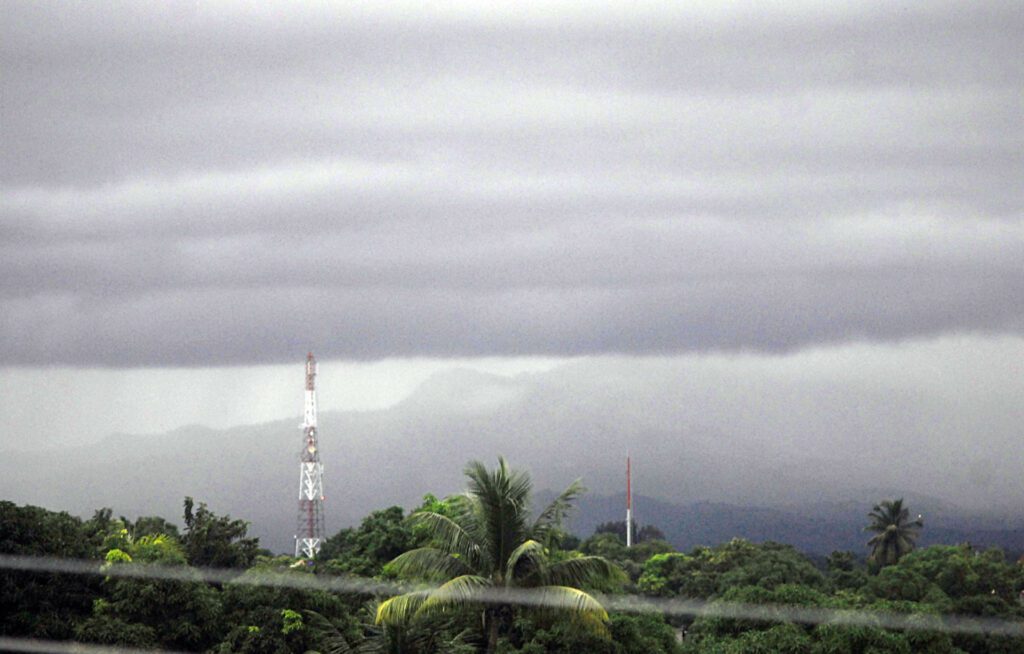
left=0, top=636, right=188, bottom=654
left=3, top=554, right=1023, bottom=639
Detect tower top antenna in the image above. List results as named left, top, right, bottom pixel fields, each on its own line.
left=626, top=454, right=633, bottom=548
left=305, top=352, right=317, bottom=391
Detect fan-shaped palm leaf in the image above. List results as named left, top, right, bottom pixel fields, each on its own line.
left=504, top=539, right=545, bottom=583
left=386, top=547, right=471, bottom=582
left=375, top=590, right=429, bottom=626
left=544, top=555, right=627, bottom=589
left=303, top=609, right=355, bottom=654
left=532, top=479, right=584, bottom=541
left=420, top=574, right=491, bottom=614
left=530, top=586, right=610, bottom=636
left=465, top=458, right=532, bottom=569
left=407, top=511, right=485, bottom=569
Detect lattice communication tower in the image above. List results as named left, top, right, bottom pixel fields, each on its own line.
left=295, top=352, right=326, bottom=558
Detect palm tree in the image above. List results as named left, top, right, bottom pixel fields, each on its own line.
left=865, top=498, right=923, bottom=567
left=376, top=458, right=625, bottom=653
left=304, top=605, right=468, bottom=654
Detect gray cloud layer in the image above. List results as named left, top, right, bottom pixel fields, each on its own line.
left=2, top=2, right=1021, bottom=365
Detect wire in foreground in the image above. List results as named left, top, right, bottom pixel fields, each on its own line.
left=1, top=554, right=1023, bottom=639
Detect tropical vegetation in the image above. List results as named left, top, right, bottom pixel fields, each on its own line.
left=2, top=465, right=1024, bottom=653
left=376, top=458, right=625, bottom=652
left=866, top=497, right=925, bottom=567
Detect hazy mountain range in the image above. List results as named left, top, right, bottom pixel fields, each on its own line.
left=2, top=357, right=1021, bottom=555
left=567, top=493, right=1024, bottom=558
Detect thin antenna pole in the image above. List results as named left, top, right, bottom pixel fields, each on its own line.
left=626, top=453, right=633, bottom=548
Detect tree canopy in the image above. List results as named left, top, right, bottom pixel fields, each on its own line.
left=866, top=498, right=924, bottom=567
left=376, top=458, right=626, bottom=653
left=3, top=475, right=1024, bottom=653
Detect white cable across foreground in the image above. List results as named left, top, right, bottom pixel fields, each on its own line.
left=2, top=553, right=1023, bottom=642
left=0, top=636, right=190, bottom=654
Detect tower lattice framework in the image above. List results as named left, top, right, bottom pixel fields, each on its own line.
left=295, top=352, right=326, bottom=558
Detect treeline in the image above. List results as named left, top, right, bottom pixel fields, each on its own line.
left=2, top=459, right=1024, bottom=653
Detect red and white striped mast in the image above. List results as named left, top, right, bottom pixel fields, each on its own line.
left=295, top=352, right=326, bottom=558
left=626, top=453, right=633, bottom=548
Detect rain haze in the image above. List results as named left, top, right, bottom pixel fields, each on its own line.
left=1, top=2, right=1023, bottom=541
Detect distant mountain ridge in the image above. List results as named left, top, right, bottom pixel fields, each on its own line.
left=561, top=492, right=1024, bottom=557
left=2, top=361, right=1022, bottom=555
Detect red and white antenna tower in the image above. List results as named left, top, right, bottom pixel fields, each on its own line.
left=295, top=352, right=326, bottom=558
left=626, top=453, right=633, bottom=548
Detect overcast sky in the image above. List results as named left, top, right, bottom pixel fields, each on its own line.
left=1, top=3, right=1022, bottom=449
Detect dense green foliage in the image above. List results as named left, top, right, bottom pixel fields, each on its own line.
left=581, top=530, right=675, bottom=584
left=182, top=496, right=262, bottom=569
left=0, top=501, right=99, bottom=639
left=3, top=485, right=1024, bottom=653
left=377, top=458, right=627, bottom=653
left=320, top=505, right=424, bottom=578
left=638, top=539, right=826, bottom=599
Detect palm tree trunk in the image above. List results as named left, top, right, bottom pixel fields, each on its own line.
left=485, top=608, right=499, bottom=654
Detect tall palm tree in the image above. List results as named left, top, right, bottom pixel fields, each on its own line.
left=865, top=498, right=923, bottom=567
left=376, top=458, right=625, bottom=653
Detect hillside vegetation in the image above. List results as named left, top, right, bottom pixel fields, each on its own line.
left=3, top=459, right=1024, bottom=653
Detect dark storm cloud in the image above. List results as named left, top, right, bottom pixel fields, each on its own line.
left=1, top=2, right=1022, bottom=366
